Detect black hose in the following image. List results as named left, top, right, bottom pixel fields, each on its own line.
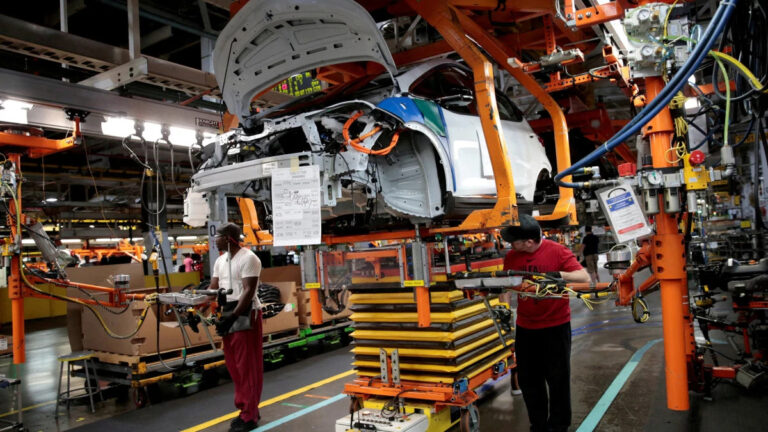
left=755, top=110, right=768, bottom=259
left=257, top=283, right=285, bottom=319
left=711, top=1, right=768, bottom=102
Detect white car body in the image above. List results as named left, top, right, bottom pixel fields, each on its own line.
left=186, top=0, right=551, bottom=230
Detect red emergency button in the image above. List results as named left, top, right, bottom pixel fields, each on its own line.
left=690, top=150, right=706, bottom=165
left=618, top=163, right=637, bottom=177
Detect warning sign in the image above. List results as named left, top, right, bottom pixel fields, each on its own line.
left=597, top=182, right=653, bottom=244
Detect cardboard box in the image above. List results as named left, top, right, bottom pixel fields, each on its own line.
left=261, top=281, right=300, bottom=336
left=260, top=265, right=350, bottom=324
left=260, top=265, right=303, bottom=286
left=80, top=288, right=220, bottom=356
left=66, top=264, right=146, bottom=352
left=295, top=289, right=352, bottom=325
left=0, top=335, right=11, bottom=356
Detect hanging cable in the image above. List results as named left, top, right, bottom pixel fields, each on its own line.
left=1, top=182, right=151, bottom=339
left=713, top=55, right=731, bottom=146
left=554, top=0, right=737, bottom=188
left=711, top=1, right=768, bottom=102
left=158, top=125, right=187, bottom=198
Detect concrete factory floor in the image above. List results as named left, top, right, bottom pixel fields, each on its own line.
left=1, top=269, right=767, bottom=432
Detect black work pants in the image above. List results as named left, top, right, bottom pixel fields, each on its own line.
left=515, top=322, right=571, bottom=432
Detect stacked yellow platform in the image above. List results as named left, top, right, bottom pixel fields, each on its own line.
left=348, top=286, right=513, bottom=384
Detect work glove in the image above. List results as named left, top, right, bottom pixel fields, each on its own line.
left=545, top=271, right=562, bottom=280
left=215, top=314, right=237, bottom=337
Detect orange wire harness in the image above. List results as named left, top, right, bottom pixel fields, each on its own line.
left=342, top=111, right=400, bottom=155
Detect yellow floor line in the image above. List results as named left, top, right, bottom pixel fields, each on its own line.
left=0, top=400, right=56, bottom=418
left=181, top=369, right=355, bottom=432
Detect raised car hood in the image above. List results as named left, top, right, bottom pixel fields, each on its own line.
left=214, top=0, right=398, bottom=120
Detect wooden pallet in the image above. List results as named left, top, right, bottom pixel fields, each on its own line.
left=91, top=341, right=223, bottom=370
left=263, top=328, right=301, bottom=346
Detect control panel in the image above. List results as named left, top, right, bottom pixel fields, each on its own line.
left=335, top=411, right=428, bottom=432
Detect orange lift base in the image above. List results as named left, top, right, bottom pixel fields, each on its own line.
left=344, top=352, right=514, bottom=407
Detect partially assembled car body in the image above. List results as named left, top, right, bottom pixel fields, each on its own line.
left=185, top=0, right=552, bottom=232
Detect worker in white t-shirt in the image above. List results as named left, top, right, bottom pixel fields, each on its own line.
left=208, top=223, right=263, bottom=432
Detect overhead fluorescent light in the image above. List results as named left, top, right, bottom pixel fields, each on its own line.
left=89, top=224, right=95, bottom=228
left=21, top=239, right=35, bottom=245
left=93, top=237, right=122, bottom=243
left=61, top=239, right=82, bottom=244
left=101, top=116, right=136, bottom=138
left=169, top=126, right=198, bottom=147
left=1, top=100, right=33, bottom=110
left=175, top=235, right=199, bottom=241
left=143, top=121, right=163, bottom=142
left=45, top=197, right=58, bottom=203
left=101, top=117, right=216, bottom=147
left=0, top=99, right=34, bottom=125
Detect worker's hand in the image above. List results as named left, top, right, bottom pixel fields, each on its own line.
left=545, top=271, right=562, bottom=280
left=215, top=314, right=237, bottom=337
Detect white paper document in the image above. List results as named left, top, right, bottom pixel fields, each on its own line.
left=271, top=165, right=322, bottom=246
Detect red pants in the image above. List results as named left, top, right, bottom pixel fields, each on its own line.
left=223, top=310, right=263, bottom=422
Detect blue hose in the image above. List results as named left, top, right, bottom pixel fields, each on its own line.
left=554, top=0, right=738, bottom=187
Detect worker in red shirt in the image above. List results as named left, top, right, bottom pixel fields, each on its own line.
left=501, top=214, right=590, bottom=432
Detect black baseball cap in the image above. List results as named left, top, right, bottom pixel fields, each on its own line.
left=216, top=223, right=242, bottom=239
left=500, top=214, right=541, bottom=243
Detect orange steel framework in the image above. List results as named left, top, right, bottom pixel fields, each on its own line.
left=225, top=0, right=630, bottom=231
left=226, top=0, right=694, bottom=414
left=563, top=0, right=635, bottom=26
left=404, top=0, right=520, bottom=231
left=343, top=354, right=514, bottom=418
left=71, top=239, right=144, bottom=263
left=236, top=197, right=273, bottom=246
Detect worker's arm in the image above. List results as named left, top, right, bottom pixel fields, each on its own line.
left=208, top=277, right=219, bottom=291
left=233, top=276, right=258, bottom=317
left=561, top=268, right=590, bottom=283
left=554, top=245, right=591, bottom=283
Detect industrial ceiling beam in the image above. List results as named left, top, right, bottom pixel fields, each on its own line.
left=99, top=0, right=219, bottom=41
left=0, top=14, right=218, bottom=95
left=0, top=67, right=221, bottom=134
left=37, top=200, right=184, bottom=209
left=22, top=171, right=188, bottom=189
left=0, top=14, right=293, bottom=106
left=202, top=0, right=233, bottom=11
left=56, top=227, right=203, bottom=238
left=141, top=25, right=174, bottom=49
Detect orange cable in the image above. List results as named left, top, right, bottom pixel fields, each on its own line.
left=342, top=111, right=400, bottom=156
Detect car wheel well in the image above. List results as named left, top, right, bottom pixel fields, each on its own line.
left=533, top=169, right=555, bottom=204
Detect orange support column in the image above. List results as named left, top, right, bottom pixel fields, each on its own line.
left=450, top=10, right=577, bottom=224
left=10, top=256, right=24, bottom=364
left=7, top=154, right=24, bottom=364
left=407, top=0, right=518, bottom=230
left=415, top=286, right=431, bottom=328
left=644, top=77, right=689, bottom=411
left=309, top=289, right=324, bottom=326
